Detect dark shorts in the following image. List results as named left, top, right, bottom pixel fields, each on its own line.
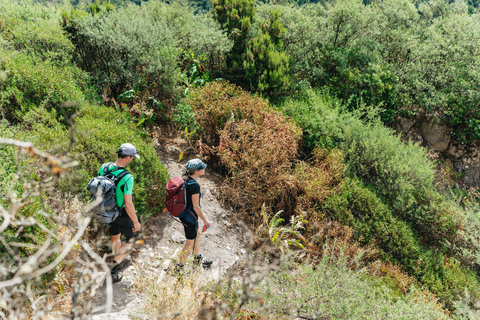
left=181, top=220, right=198, bottom=240
left=109, top=211, right=135, bottom=242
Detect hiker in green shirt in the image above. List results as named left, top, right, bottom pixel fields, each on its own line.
left=100, top=143, right=141, bottom=282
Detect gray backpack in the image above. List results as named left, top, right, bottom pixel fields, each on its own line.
left=87, top=163, right=129, bottom=224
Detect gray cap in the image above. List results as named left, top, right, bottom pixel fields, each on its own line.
left=118, top=143, right=140, bottom=159
left=186, top=158, right=207, bottom=171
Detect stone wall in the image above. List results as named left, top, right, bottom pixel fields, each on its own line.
left=393, top=114, right=480, bottom=187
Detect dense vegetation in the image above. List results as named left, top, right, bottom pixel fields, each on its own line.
left=2, top=0, right=480, bottom=318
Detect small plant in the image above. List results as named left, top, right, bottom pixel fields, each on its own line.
left=178, top=126, right=197, bottom=162
left=179, top=50, right=213, bottom=95
left=261, top=205, right=306, bottom=254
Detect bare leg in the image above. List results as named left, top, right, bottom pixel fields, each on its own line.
left=111, top=234, right=132, bottom=263
left=193, top=230, right=201, bottom=256
left=179, top=239, right=195, bottom=264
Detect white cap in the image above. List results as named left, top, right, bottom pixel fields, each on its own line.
left=118, top=143, right=140, bottom=159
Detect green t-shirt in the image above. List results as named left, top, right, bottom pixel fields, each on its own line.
left=99, top=163, right=134, bottom=208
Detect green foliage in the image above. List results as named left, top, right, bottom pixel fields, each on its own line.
left=264, top=0, right=480, bottom=140
left=281, top=90, right=460, bottom=247
left=179, top=50, right=214, bottom=95
left=281, top=89, right=480, bottom=306
left=3, top=16, right=74, bottom=67
left=398, top=10, right=480, bottom=143
left=249, top=244, right=448, bottom=319
left=0, top=124, right=58, bottom=284
left=243, top=9, right=290, bottom=97
left=212, top=0, right=256, bottom=89
left=64, top=0, right=231, bottom=100
left=63, top=3, right=180, bottom=98
left=454, top=200, right=480, bottom=273
left=0, top=48, right=86, bottom=124
left=323, top=179, right=421, bottom=270
left=172, top=102, right=199, bottom=132
left=212, top=0, right=255, bottom=73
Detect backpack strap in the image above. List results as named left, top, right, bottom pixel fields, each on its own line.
left=184, top=179, right=200, bottom=213
left=113, top=170, right=130, bottom=187
left=102, top=162, right=131, bottom=186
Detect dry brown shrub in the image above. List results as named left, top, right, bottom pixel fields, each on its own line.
left=187, top=81, right=270, bottom=146
left=218, top=109, right=302, bottom=220
left=369, top=260, right=419, bottom=295
left=294, top=148, right=345, bottom=205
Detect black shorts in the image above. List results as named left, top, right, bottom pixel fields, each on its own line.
left=109, top=212, right=135, bottom=242
left=181, top=220, right=198, bottom=240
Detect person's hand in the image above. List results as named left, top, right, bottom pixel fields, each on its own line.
left=203, top=220, right=211, bottom=232
left=133, top=221, right=141, bottom=232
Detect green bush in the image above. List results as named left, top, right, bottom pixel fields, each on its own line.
left=323, top=178, right=421, bottom=271
left=323, top=178, right=480, bottom=306
left=212, top=0, right=255, bottom=81
left=243, top=8, right=290, bottom=97
left=0, top=48, right=86, bottom=124
left=5, top=15, right=74, bottom=67
left=280, top=90, right=460, bottom=248
left=0, top=122, right=58, bottom=284
left=454, top=200, right=480, bottom=274
left=246, top=244, right=448, bottom=319
left=64, top=0, right=231, bottom=100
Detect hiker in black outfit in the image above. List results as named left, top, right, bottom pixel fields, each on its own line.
left=101, top=143, right=141, bottom=282
left=177, top=158, right=213, bottom=269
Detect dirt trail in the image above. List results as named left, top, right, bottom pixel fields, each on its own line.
left=89, top=135, right=247, bottom=320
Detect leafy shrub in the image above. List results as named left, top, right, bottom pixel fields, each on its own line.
left=0, top=123, right=58, bottom=284
left=188, top=82, right=301, bottom=218
left=323, top=178, right=421, bottom=271
left=249, top=244, right=448, bottom=319
left=453, top=201, right=480, bottom=274
left=144, top=1, right=232, bottom=74
left=64, top=3, right=179, bottom=98
left=171, top=102, right=199, bottom=132
left=0, top=48, right=86, bottom=124
left=22, top=104, right=169, bottom=217
left=218, top=108, right=301, bottom=215
left=64, top=0, right=231, bottom=100
left=398, top=11, right=480, bottom=143
left=281, top=90, right=461, bottom=248
left=212, top=0, right=255, bottom=79
left=6, top=17, right=74, bottom=67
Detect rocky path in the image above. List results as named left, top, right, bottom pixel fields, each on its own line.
left=89, top=140, right=247, bottom=320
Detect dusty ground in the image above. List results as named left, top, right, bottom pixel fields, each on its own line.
left=88, top=133, right=248, bottom=320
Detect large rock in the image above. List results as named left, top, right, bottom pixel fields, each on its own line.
left=399, top=117, right=414, bottom=132
left=421, top=118, right=451, bottom=152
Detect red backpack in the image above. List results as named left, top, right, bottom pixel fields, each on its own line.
left=164, top=177, right=197, bottom=223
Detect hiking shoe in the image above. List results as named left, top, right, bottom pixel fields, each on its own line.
left=173, top=263, right=185, bottom=276
left=114, top=259, right=128, bottom=270
left=193, top=254, right=213, bottom=268
left=111, top=269, right=123, bottom=283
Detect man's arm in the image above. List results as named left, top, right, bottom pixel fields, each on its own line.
left=124, top=194, right=141, bottom=232
left=192, top=193, right=210, bottom=229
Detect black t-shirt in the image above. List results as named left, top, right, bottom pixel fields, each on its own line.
left=185, top=177, right=201, bottom=216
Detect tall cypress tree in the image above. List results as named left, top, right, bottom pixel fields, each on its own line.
left=243, top=9, right=290, bottom=97
left=212, top=0, right=255, bottom=85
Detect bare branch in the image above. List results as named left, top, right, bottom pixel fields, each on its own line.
left=0, top=216, right=91, bottom=290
